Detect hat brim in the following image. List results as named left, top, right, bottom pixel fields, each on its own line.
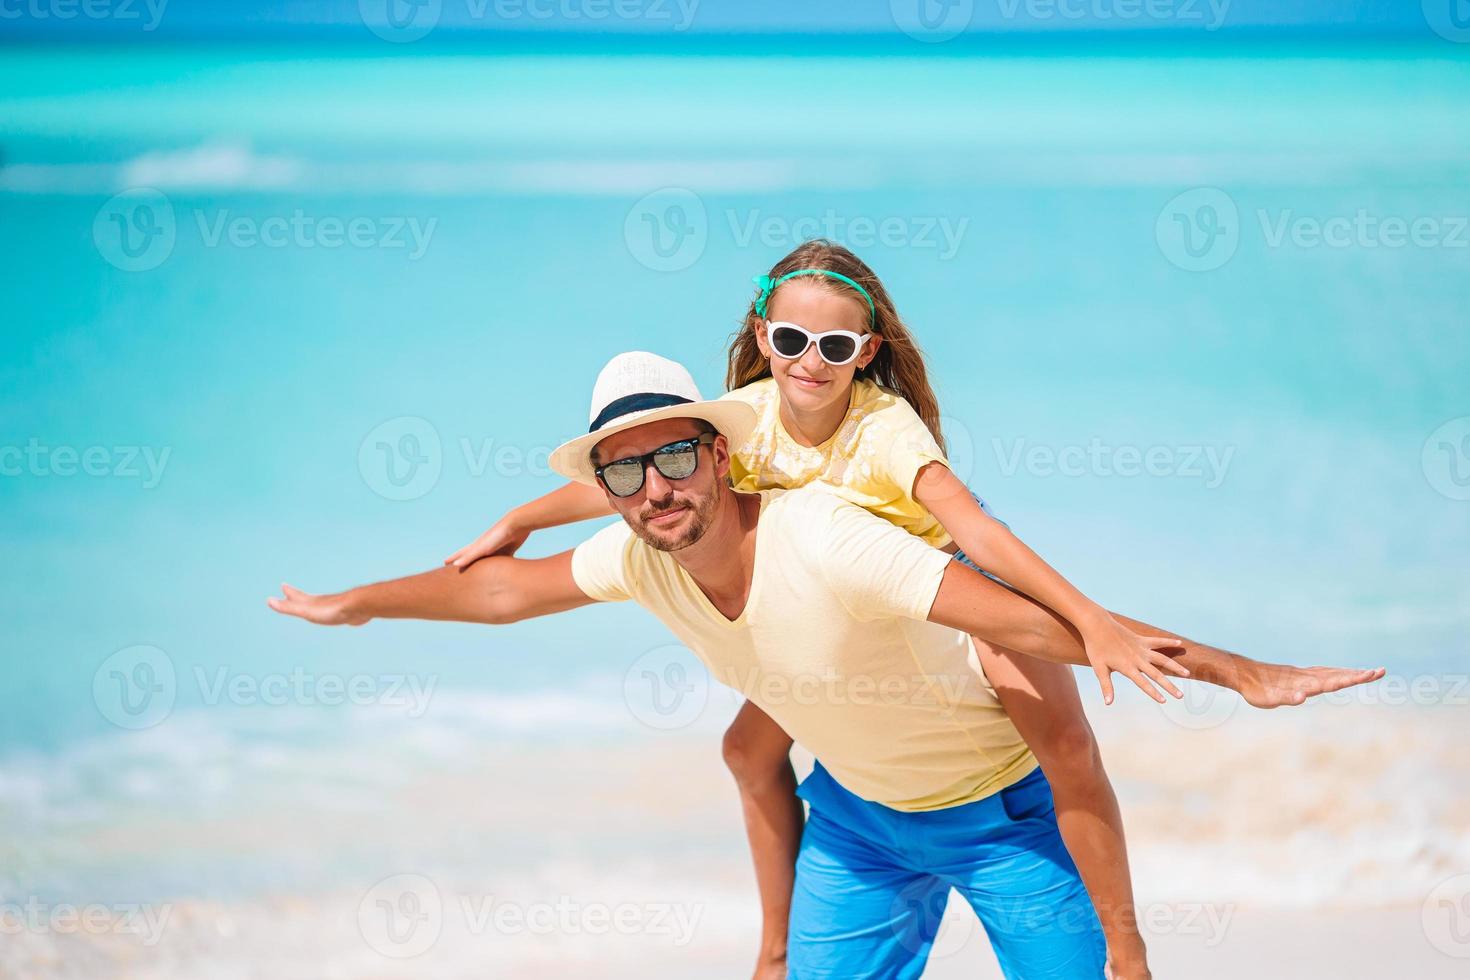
left=548, top=400, right=758, bottom=487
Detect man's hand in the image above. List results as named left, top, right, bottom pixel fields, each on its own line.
left=1106, top=956, right=1152, bottom=980
left=264, top=552, right=590, bottom=629
left=267, top=584, right=368, bottom=626
left=1236, top=661, right=1387, bottom=708
left=752, top=957, right=787, bottom=980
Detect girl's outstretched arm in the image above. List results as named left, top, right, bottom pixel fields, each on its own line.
left=445, top=480, right=614, bottom=568
left=915, top=461, right=1190, bottom=705
left=722, top=701, right=801, bottom=980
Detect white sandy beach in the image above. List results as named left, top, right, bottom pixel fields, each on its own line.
left=4, top=694, right=1467, bottom=978
left=922, top=906, right=1465, bottom=980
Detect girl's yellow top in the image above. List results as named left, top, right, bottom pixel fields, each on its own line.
left=720, top=377, right=953, bottom=548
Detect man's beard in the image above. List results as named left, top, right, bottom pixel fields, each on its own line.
left=630, top=488, right=718, bottom=553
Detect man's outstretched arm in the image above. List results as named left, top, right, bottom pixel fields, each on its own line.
left=927, top=562, right=1384, bottom=706
left=267, top=551, right=595, bottom=627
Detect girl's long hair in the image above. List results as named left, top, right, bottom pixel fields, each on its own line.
left=725, top=239, right=946, bottom=454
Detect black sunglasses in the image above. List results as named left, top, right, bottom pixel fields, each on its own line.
left=594, top=433, right=717, bottom=498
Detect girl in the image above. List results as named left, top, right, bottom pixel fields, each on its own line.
left=446, top=241, right=1185, bottom=980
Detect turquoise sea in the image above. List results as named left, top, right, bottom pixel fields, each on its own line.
left=2, top=39, right=1469, bottom=976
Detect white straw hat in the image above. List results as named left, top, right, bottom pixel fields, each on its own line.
left=548, top=351, right=757, bottom=487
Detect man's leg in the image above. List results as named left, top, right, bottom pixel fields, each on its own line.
left=787, top=765, right=945, bottom=980
left=927, top=767, right=1108, bottom=979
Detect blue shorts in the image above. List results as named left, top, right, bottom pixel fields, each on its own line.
left=788, top=763, right=1105, bottom=979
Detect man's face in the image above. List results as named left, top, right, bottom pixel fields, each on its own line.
left=591, top=417, right=730, bottom=553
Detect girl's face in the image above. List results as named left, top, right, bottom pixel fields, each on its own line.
left=755, top=280, right=882, bottom=417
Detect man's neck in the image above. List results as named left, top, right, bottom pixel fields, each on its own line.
left=670, top=489, right=760, bottom=621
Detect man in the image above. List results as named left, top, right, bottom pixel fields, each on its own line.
left=270, top=352, right=1382, bottom=978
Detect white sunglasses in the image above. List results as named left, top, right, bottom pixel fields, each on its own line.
left=765, top=321, right=873, bottom=367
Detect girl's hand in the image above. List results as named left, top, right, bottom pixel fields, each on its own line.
left=1082, top=615, right=1190, bottom=705
left=444, top=515, right=531, bottom=568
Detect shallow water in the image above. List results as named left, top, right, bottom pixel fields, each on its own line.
left=1, top=42, right=1468, bottom=971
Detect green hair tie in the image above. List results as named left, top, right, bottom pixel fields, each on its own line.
left=752, top=268, right=876, bottom=326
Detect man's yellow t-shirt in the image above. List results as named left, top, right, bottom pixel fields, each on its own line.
left=720, top=376, right=952, bottom=548
left=571, top=488, right=1038, bottom=812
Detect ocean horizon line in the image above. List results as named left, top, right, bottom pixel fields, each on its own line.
left=3, top=30, right=1468, bottom=58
